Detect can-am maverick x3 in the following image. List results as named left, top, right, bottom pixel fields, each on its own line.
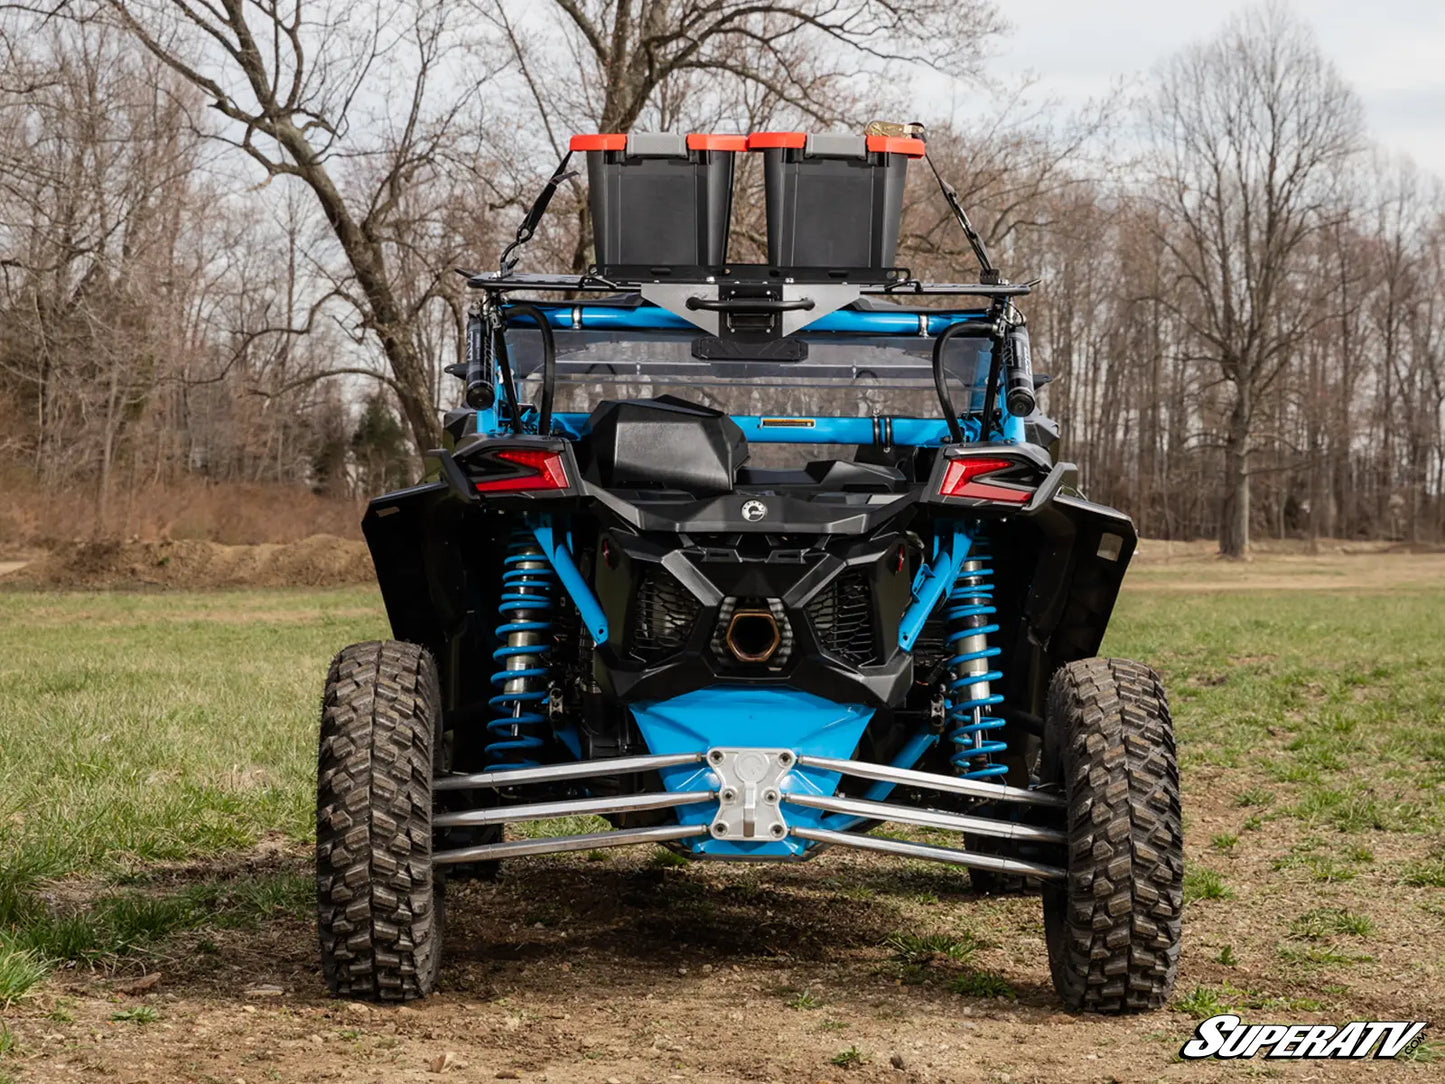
left=316, top=127, right=1183, bottom=1013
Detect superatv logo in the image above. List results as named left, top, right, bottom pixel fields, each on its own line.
left=1180, top=1014, right=1428, bottom=1060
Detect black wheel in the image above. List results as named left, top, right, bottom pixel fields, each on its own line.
left=1041, top=658, right=1182, bottom=1013
left=317, top=640, right=443, bottom=1000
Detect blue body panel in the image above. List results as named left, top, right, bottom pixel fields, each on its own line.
left=628, top=686, right=874, bottom=857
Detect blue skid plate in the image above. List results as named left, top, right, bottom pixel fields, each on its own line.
left=628, top=686, right=874, bottom=857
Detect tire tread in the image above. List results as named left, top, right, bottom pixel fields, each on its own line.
left=1044, top=657, right=1183, bottom=1013
left=316, top=640, right=440, bottom=1000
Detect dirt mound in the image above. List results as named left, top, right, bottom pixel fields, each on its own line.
left=3, top=534, right=375, bottom=589
left=0, top=471, right=365, bottom=550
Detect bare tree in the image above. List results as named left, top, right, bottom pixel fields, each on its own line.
left=70, top=0, right=503, bottom=450
left=1146, top=2, right=1363, bottom=557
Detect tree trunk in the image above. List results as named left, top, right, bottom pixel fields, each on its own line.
left=388, top=341, right=443, bottom=451
left=1220, top=382, right=1252, bottom=559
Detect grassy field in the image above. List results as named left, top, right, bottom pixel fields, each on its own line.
left=1, top=564, right=1443, bottom=1080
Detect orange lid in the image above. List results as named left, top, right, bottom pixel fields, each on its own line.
left=865, top=135, right=926, bottom=158
left=569, top=133, right=626, bottom=152
left=747, top=131, right=807, bottom=150
left=687, top=133, right=748, bottom=152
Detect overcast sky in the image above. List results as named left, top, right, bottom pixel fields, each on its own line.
left=976, top=0, right=1445, bottom=177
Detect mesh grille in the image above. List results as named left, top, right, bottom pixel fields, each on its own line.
left=628, top=566, right=700, bottom=663
left=806, top=570, right=877, bottom=666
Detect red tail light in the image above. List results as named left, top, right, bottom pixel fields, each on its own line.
left=938, top=456, right=1030, bottom=503
left=474, top=448, right=569, bottom=493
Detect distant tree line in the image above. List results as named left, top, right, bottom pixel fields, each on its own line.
left=0, top=2, right=1441, bottom=552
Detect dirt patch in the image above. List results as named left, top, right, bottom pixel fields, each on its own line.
left=6, top=845, right=1436, bottom=1084
left=1126, top=545, right=1445, bottom=592
left=1129, top=537, right=1444, bottom=562
left=0, top=534, right=374, bottom=590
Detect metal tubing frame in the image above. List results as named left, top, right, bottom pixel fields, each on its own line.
left=898, top=523, right=971, bottom=651
left=434, top=789, right=714, bottom=828
left=797, top=755, right=1065, bottom=808
left=530, top=516, right=610, bottom=644
left=433, top=824, right=705, bottom=865
left=785, top=793, right=1065, bottom=844
left=791, top=826, right=1065, bottom=880
left=434, top=752, right=701, bottom=792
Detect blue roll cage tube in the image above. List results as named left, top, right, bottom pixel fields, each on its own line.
left=472, top=300, right=1028, bottom=446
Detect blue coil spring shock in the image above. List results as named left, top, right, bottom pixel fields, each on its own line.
left=944, top=550, right=1008, bottom=780
left=486, top=534, right=554, bottom=769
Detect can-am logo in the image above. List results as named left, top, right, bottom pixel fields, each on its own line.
left=1181, top=1014, right=1428, bottom=1060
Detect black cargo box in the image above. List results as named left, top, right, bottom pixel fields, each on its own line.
left=750, top=132, right=924, bottom=270
left=574, top=133, right=744, bottom=269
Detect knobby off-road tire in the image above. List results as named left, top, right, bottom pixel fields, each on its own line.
left=1042, top=658, right=1182, bottom=1013
left=317, top=640, right=443, bottom=1000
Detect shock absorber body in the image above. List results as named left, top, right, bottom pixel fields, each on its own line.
left=944, top=545, right=1008, bottom=780
left=486, top=533, right=555, bottom=769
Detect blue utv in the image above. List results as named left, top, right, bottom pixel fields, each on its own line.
left=315, top=127, right=1183, bottom=1012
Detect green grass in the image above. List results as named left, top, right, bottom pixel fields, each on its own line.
left=785, top=989, right=822, bottom=1010
left=1233, top=787, right=1274, bottom=808
left=1288, top=907, right=1374, bottom=940
left=1270, top=850, right=1362, bottom=883
left=0, top=591, right=370, bottom=996
left=1105, top=589, right=1445, bottom=840
left=948, top=969, right=1015, bottom=999
left=1400, top=855, right=1445, bottom=887
left=0, top=589, right=384, bottom=882
left=1183, top=867, right=1233, bottom=902
left=1173, top=983, right=1234, bottom=1018
left=1172, top=981, right=1324, bottom=1018
left=830, top=1046, right=867, bottom=1069
left=1210, top=832, right=1239, bottom=854
left=109, top=1006, right=158, bottom=1024
left=1400, top=1039, right=1442, bottom=1064
left=648, top=847, right=691, bottom=869
left=515, top=815, right=613, bottom=840
left=0, top=946, right=47, bottom=1005
left=0, top=870, right=314, bottom=995
left=882, top=931, right=981, bottom=965
left=1276, top=943, right=1371, bottom=966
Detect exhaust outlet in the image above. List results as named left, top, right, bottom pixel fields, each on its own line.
left=725, top=609, right=781, bottom=663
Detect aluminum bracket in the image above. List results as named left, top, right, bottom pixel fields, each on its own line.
left=706, top=747, right=794, bottom=841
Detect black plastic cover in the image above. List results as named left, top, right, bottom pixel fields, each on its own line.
left=583, top=395, right=748, bottom=496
